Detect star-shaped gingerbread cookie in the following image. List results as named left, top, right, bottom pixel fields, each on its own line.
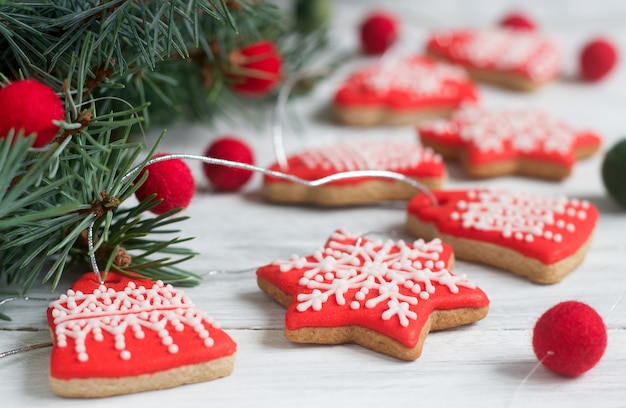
left=406, top=189, right=599, bottom=284
left=418, top=105, right=601, bottom=180
left=426, top=28, right=562, bottom=91
left=256, top=229, right=489, bottom=360
left=333, top=56, right=479, bottom=126
left=48, top=272, right=237, bottom=398
left=263, top=139, right=446, bottom=206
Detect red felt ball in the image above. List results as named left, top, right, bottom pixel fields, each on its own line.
left=134, top=154, right=195, bottom=215
left=499, top=11, right=536, bottom=31
left=580, top=38, right=618, bottom=81
left=360, top=11, right=399, bottom=55
left=228, top=41, right=283, bottom=97
left=203, top=136, right=255, bottom=191
left=532, top=301, right=607, bottom=377
left=0, top=79, right=64, bottom=147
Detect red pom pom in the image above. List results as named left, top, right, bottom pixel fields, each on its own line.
left=0, top=79, right=64, bottom=147
left=203, top=137, right=255, bottom=191
left=135, top=154, right=195, bottom=215
left=228, top=41, right=282, bottom=97
left=580, top=38, right=618, bottom=81
left=533, top=301, right=607, bottom=377
left=499, top=11, right=536, bottom=31
left=360, top=11, right=399, bottom=55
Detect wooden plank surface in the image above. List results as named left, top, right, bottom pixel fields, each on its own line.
left=2, top=0, right=626, bottom=406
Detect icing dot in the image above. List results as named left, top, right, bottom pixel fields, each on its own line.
left=450, top=212, right=460, bottom=220
left=544, top=230, right=553, bottom=239
left=120, top=350, right=131, bottom=360
left=204, top=338, right=214, bottom=347
left=78, top=352, right=88, bottom=362
left=350, top=301, right=360, bottom=310
left=420, top=292, right=430, bottom=300
left=567, top=208, right=576, bottom=217
left=525, top=234, right=534, bottom=242
left=355, top=291, right=366, bottom=301
left=168, top=344, right=179, bottom=354
left=135, top=331, right=145, bottom=339
left=76, top=344, right=86, bottom=353
left=556, top=220, right=565, bottom=228
left=566, top=223, right=575, bottom=232
left=162, top=336, right=173, bottom=346
left=553, top=233, right=563, bottom=243
left=515, top=232, right=524, bottom=240
left=578, top=211, right=587, bottom=220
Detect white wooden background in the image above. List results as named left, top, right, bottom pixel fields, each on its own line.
left=2, top=0, right=626, bottom=406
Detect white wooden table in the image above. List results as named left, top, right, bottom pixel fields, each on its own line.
left=2, top=1, right=626, bottom=406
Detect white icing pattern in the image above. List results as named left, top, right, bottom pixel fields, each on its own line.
left=50, top=280, right=216, bottom=362
left=298, top=140, right=441, bottom=172
left=352, top=58, right=469, bottom=99
left=422, top=105, right=577, bottom=155
left=450, top=190, right=590, bottom=243
left=433, top=28, right=561, bottom=81
left=273, top=229, right=476, bottom=327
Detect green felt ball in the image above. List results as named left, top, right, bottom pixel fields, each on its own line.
left=295, top=0, right=331, bottom=32
left=602, top=138, right=626, bottom=207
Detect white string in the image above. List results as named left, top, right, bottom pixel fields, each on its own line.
left=0, top=342, right=53, bottom=359
left=87, top=218, right=103, bottom=284
left=120, top=153, right=438, bottom=207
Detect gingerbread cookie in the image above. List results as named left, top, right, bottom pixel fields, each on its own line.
left=47, top=272, right=236, bottom=398
left=256, top=229, right=489, bottom=360
left=333, top=56, right=479, bottom=126
left=417, top=105, right=601, bottom=180
left=426, top=28, right=562, bottom=91
left=263, top=140, right=445, bottom=206
left=406, top=189, right=598, bottom=284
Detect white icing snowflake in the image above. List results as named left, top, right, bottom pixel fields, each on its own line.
left=441, top=29, right=561, bottom=81
left=50, top=280, right=215, bottom=362
left=298, top=140, right=441, bottom=172
left=450, top=189, right=590, bottom=243
left=273, top=229, right=476, bottom=327
left=445, top=105, right=576, bottom=155
left=359, top=59, right=469, bottom=98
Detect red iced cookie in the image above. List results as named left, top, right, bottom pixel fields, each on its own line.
left=333, top=56, right=479, bottom=126
left=256, top=229, right=489, bottom=360
left=426, top=28, right=562, bottom=91
left=263, top=139, right=446, bottom=206
left=406, top=189, right=598, bottom=283
left=418, top=104, right=601, bottom=180
left=48, top=272, right=237, bottom=398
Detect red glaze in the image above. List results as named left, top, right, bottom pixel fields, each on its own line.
left=257, top=229, right=489, bottom=349
left=334, top=56, right=478, bottom=111
left=48, top=272, right=236, bottom=379
left=407, top=189, right=598, bottom=265
left=0, top=79, right=64, bottom=147
left=426, top=28, right=561, bottom=82
left=263, top=140, right=445, bottom=186
left=418, top=105, right=602, bottom=173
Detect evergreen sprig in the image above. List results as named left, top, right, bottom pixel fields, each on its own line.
left=0, top=0, right=329, bottom=296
